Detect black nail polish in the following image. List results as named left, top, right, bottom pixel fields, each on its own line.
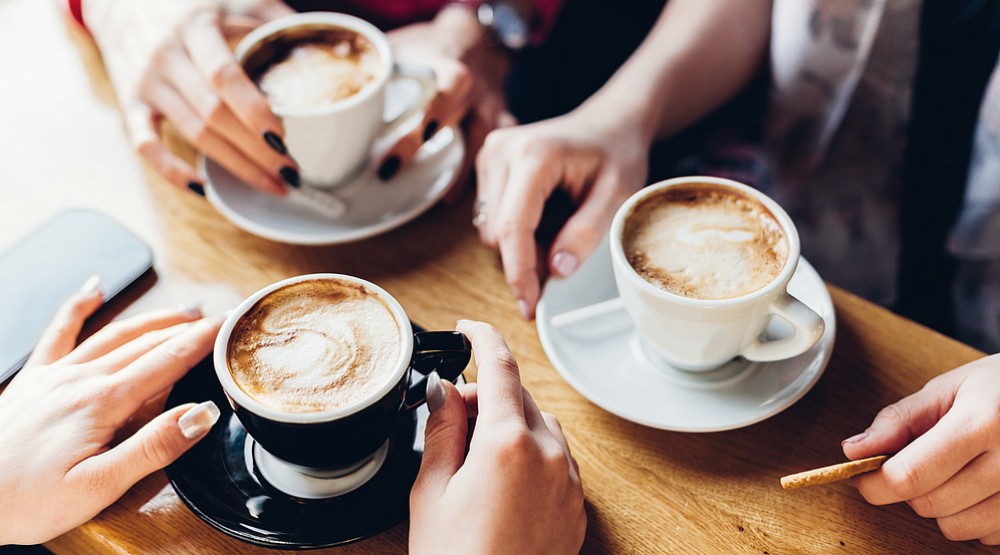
left=422, top=120, right=439, bottom=142
left=279, top=166, right=300, bottom=188
left=264, top=131, right=287, bottom=155
left=187, top=182, right=205, bottom=197
left=378, top=156, right=401, bottom=181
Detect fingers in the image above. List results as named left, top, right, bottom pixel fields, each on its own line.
left=473, top=135, right=509, bottom=249
left=548, top=171, right=632, bottom=279
left=65, top=306, right=203, bottom=364
left=542, top=411, right=580, bottom=479
left=73, top=401, right=220, bottom=509
left=494, top=156, right=562, bottom=318
left=855, top=399, right=986, bottom=506
left=109, top=317, right=223, bottom=416
left=141, top=75, right=285, bottom=196
left=934, top=490, right=1000, bottom=542
left=413, top=376, right=469, bottom=495
left=179, top=9, right=285, bottom=141
left=456, top=382, right=479, bottom=418
left=127, top=103, right=205, bottom=194
left=843, top=375, right=961, bottom=461
left=27, top=276, right=103, bottom=367
left=907, top=451, right=1000, bottom=519
left=455, top=320, right=525, bottom=426
left=379, top=60, right=473, bottom=181
left=86, top=321, right=196, bottom=375
left=157, top=47, right=296, bottom=181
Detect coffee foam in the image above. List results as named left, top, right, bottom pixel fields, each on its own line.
left=623, top=186, right=789, bottom=300
left=227, top=280, right=404, bottom=413
left=255, top=33, right=379, bottom=109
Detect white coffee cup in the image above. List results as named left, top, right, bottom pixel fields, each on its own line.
left=236, top=13, right=436, bottom=188
left=609, top=176, right=825, bottom=371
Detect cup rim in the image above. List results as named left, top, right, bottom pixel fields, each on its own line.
left=609, top=176, right=802, bottom=307
left=213, top=273, right=415, bottom=424
left=234, top=12, right=394, bottom=118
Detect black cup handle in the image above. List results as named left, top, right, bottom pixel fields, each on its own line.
left=404, top=331, right=471, bottom=411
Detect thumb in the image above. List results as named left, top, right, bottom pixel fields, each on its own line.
left=79, top=401, right=220, bottom=506
left=549, top=171, right=633, bottom=279
left=414, top=372, right=469, bottom=494
left=842, top=376, right=960, bottom=460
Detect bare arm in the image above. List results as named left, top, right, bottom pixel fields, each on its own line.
left=580, top=0, right=773, bottom=142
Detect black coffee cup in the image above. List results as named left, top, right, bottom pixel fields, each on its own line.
left=214, top=274, right=470, bottom=469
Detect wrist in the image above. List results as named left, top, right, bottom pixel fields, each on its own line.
left=575, top=86, right=660, bottom=148
left=434, top=4, right=490, bottom=59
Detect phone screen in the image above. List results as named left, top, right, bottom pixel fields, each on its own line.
left=0, top=209, right=153, bottom=381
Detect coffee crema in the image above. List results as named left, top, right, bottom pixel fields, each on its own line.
left=227, top=279, right=404, bottom=413
left=623, top=185, right=789, bottom=300
left=244, top=26, right=379, bottom=110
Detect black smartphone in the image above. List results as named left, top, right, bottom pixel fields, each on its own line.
left=0, top=209, right=154, bottom=381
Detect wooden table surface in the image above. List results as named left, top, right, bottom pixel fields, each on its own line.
left=2, top=2, right=992, bottom=553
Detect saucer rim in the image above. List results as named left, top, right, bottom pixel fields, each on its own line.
left=164, top=353, right=459, bottom=549
left=201, top=124, right=464, bottom=246
left=536, top=257, right=836, bottom=433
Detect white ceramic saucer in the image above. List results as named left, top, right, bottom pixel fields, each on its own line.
left=202, top=82, right=464, bottom=245
left=536, top=236, right=836, bottom=432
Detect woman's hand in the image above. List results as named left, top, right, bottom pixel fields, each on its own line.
left=409, top=320, right=586, bottom=555
left=0, top=277, right=223, bottom=545
left=843, top=355, right=1000, bottom=545
left=380, top=6, right=516, bottom=184
left=475, top=109, right=650, bottom=318
left=85, top=0, right=297, bottom=196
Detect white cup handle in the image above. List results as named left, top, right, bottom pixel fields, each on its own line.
left=383, top=62, right=437, bottom=135
left=741, top=293, right=825, bottom=362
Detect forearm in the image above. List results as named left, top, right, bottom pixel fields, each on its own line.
left=578, top=0, right=772, bottom=143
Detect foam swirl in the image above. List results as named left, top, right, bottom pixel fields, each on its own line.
left=227, top=280, right=404, bottom=413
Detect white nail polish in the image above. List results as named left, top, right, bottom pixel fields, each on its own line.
left=79, top=274, right=102, bottom=296
left=178, top=304, right=203, bottom=319
left=426, top=371, right=446, bottom=412
left=179, top=401, right=221, bottom=439
left=518, top=299, right=532, bottom=320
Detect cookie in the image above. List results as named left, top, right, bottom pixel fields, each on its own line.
left=780, top=455, right=888, bottom=489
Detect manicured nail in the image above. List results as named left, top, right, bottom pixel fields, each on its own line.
left=422, top=120, right=439, bottom=142
left=426, top=371, right=446, bottom=412
left=518, top=299, right=532, bottom=319
left=279, top=166, right=300, bottom=188
left=263, top=131, right=287, bottom=155
left=178, top=304, right=203, bottom=319
left=187, top=182, right=206, bottom=197
left=842, top=432, right=869, bottom=446
left=179, top=401, right=221, bottom=439
left=551, top=251, right=579, bottom=277
left=378, top=155, right=401, bottom=181
left=79, top=274, right=102, bottom=296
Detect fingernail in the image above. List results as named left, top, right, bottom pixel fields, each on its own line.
left=842, top=432, right=869, bottom=445
left=79, top=274, right=102, bottom=296
left=178, top=304, right=203, bottom=319
left=551, top=251, right=579, bottom=277
left=263, top=131, right=288, bottom=155
left=187, top=182, right=206, bottom=197
left=279, top=166, right=300, bottom=188
left=518, top=299, right=532, bottom=319
left=378, top=155, right=401, bottom=181
left=426, top=371, right=446, bottom=412
left=179, top=401, right=221, bottom=440
left=422, top=120, right=439, bottom=142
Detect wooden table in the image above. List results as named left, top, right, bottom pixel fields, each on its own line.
left=1, top=2, right=991, bottom=553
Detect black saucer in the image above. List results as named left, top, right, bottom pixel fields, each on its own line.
left=165, top=342, right=439, bottom=548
